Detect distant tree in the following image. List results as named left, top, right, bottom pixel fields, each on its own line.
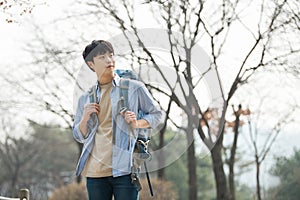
left=0, top=130, right=36, bottom=196
left=165, top=154, right=189, bottom=200
left=195, top=155, right=216, bottom=200
left=0, top=25, right=82, bottom=181
left=270, top=149, right=300, bottom=200
left=235, top=184, right=255, bottom=200
left=224, top=104, right=251, bottom=200
left=246, top=99, right=297, bottom=200
left=153, top=129, right=214, bottom=200
left=165, top=152, right=215, bottom=200
left=0, top=120, right=77, bottom=199
left=150, top=128, right=189, bottom=199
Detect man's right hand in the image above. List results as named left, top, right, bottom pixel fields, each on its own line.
left=79, top=103, right=100, bottom=136
left=83, top=103, right=100, bottom=119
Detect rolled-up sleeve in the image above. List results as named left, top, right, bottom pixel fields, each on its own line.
left=137, top=85, right=162, bottom=129
left=72, top=95, right=87, bottom=143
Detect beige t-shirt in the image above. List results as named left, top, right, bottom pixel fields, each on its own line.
left=82, top=82, right=113, bottom=177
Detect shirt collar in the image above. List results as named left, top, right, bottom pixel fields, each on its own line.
left=113, top=73, right=121, bottom=87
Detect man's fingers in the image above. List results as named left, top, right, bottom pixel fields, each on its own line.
left=124, top=111, right=137, bottom=124
left=85, top=104, right=100, bottom=111
left=84, top=103, right=100, bottom=115
left=125, top=111, right=136, bottom=117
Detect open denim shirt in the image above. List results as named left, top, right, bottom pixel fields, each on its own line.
left=72, top=74, right=162, bottom=177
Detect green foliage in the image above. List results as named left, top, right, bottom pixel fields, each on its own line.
left=165, top=152, right=216, bottom=200
left=152, top=128, right=215, bottom=200
left=0, top=122, right=78, bottom=198
left=165, top=153, right=189, bottom=200
left=29, top=122, right=78, bottom=173
left=235, top=184, right=255, bottom=200
left=196, top=156, right=216, bottom=200
left=270, top=149, right=300, bottom=200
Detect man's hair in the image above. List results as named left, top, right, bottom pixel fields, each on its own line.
left=82, top=40, right=114, bottom=70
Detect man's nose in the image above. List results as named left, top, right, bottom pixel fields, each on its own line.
left=106, top=56, right=113, bottom=63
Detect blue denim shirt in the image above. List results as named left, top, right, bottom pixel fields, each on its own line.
left=72, top=74, right=162, bottom=177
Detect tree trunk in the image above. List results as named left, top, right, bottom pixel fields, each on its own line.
left=228, top=163, right=234, bottom=200
left=256, top=156, right=261, bottom=200
left=157, top=129, right=165, bottom=179
left=228, top=111, right=240, bottom=200
left=211, top=142, right=228, bottom=200
left=157, top=98, right=171, bottom=179
left=10, top=165, right=19, bottom=196
left=187, top=128, right=197, bottom=200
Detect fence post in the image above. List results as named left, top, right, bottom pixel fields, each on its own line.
left=19, top=189, right=29, bottom=200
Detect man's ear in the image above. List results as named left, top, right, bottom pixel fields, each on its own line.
left=87, top=61, right=95, bottom=71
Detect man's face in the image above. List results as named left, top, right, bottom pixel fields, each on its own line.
left=88, top=51, right=115, bottom=82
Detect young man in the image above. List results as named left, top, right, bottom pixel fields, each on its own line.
left=72, top=40, right=162, bottom=200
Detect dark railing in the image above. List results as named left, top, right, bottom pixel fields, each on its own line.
left=0, top=189, right=29, bottom=200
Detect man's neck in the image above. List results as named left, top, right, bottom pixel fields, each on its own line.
left=99, top=76, right=114, bottom=85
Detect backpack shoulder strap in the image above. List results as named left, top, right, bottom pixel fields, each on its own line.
left=114, top=78, right=131, bottom=148
left=88, top=85, right=97, bottom=103
left=119, top=78, right=130, bottom=113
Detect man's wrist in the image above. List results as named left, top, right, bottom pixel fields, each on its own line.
left=135, top=120, right=140, bottom=128
left=80, top=116, right=89, bottom=124
left=131, top=120, right=139, bottom=129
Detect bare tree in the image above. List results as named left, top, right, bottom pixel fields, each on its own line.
left=246, top=99, right=297, bottom=200
left=77, top=0, right=300, bottom=199
left=0, top=121, right=38, bottom=196
left=223, top=104, right=251, bottom=200
left=0, top=24, right=85, bottom=181
left=0, top=118, right=78, bottom=198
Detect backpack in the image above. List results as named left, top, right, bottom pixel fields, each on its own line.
left=115, top=69, right=153, bottom=195
left=88, top=69, right=153, bottom=196
left=115, top=69, right=151, bottom=155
